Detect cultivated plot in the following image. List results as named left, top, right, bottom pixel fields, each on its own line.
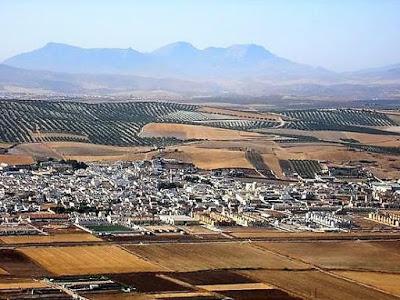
left=333, top=271, right=400, bottom=297
left=256, top=241, right=400, bottom=272
left=140, top=122, right=261, bottom=140
left=19, top=245, right=163, bottom=275
left=0, top=233, right=101, bottom=244
left=239, top=269, right=398, bottom=300
left=0, top=279, right=48, bottom=290
left=126, top=242, right=308, bottom=272
left=0, top=249, right=51, bottom=277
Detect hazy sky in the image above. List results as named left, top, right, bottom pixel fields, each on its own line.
left=1, top=0, right=400, bottom=71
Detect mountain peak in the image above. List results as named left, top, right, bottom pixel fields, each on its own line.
left=226, top=44, right=273, bottom=59
left=152, top=41, right=199, bottom=56
left=43, top=42, right=80, bottom=49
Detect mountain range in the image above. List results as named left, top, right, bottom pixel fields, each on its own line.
left=1, top=42, right=400, bottom=100
left=3, top=42, right=334, bottom=80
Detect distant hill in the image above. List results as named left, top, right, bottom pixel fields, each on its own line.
left=0, top=64, right=221, bottom=96
left=2, top=63, right=400, bottom=100
left=3, top=42, right=334, bottom=80
left=349, top=63, right=400, bottom=80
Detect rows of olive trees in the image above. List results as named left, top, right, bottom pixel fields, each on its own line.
left=280, top=109, right=398, bottom=133
left=0, top=100, right=194, bottom=146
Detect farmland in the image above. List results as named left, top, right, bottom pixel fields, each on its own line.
left=199, top=119, right=280, bottom=131
left=0, top=100, right=195, bottom=146
left=0, top=279, right=48, bottom=290
left=1, top=100, right=399, bottom=148
left=239, top=269, right=398, bottom=300
left=86, top=224, right=133, bottom=233
left=160, top=145, right=254, bottom=170
left=0, top=237, right=400, bottom=299
left=197, top=282, right=273, bottom=292
left=151, top=139, right=400, bottom=179
left=0, top=268, right=8, bottom=275
left=2, top=100, right=400, bottom=181
left=216, top=288, right=301, bottom=300
left=333, top=271, right=400, bottom=297
left=18, top=245, right=163, bottom=275
left=223, top=228, right=400, bottom=239
left=245, top=149, right=276, bottom=179
left=198, top=106, right=283, bottom=122
left=155, top=137, right=400, bottom=179
left=256, top=128, right=400, bottom=147
left=7, top=142, right=157, bottom=163
left=0, top=249, right=51, bottom=277
left=0, top=233, right=101, bottom=244
left=280, top=159, right=322, bottom=179
left=0, top=154, right=35, bottom=165
left=280, top=109, right=398, bottom=131
left=126, top=242, right=309, bottom=272
left=256, top=241, right=400, bottom=272
left=140, top=123, right=261, bottom=140
left=110, top=273, right=191, bottom=293
left=171, top=270, right=258, bottom=285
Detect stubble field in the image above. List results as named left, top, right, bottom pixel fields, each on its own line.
left=332, top=271, right=400, bottom=297
left=126, top=242, right=308, bottom=272
left=19, top=245, right=163, bottom=275
left=140, top=123, right=262, bottom=140
left=256, top=241, right=400, bottom=272
left=162, top=145, right=253, bottom=170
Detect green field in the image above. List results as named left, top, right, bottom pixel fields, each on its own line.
left=86, top=224, right=133, bottom=233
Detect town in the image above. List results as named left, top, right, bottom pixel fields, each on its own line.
left=1, top=158, right=399, bottom=240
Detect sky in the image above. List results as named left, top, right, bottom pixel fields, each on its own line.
left=1, top=0, right=400, bottom=72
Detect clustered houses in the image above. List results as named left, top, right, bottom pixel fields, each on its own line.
left=368, top=211, right=400, bottom=227
left=0, top=158, right=400, bottom=235
left=305, top=212, right=352, bottom=230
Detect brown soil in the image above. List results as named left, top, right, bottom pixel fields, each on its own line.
left=0, top=249, right=52, bottom=277
left=86, top=293, right=152, bottom=300
left=240, top=269, right=398, bottom=300
left=19, top=245, right=163, bottom=275
left=140, top=123, right=261, bottom=140
left=257, top=128, right=400, bottom=147
left=111, top=273, right=190, bottom=293
left=256, top=241, right=400, bottom=272
left=126, top=242, right=308, bottom=272
left=160, top=146, right=253, bottom=170
left=0, top=233, right=101, bottom=244
left=171, top=270, right=257, bottom=285
left=334, top=271, right=400, bottom=297
left=219, top=289, right=301, bottom=300
left=8, top=142, right=156, bottom=163
left=0, top=154, right=35, bottom=165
